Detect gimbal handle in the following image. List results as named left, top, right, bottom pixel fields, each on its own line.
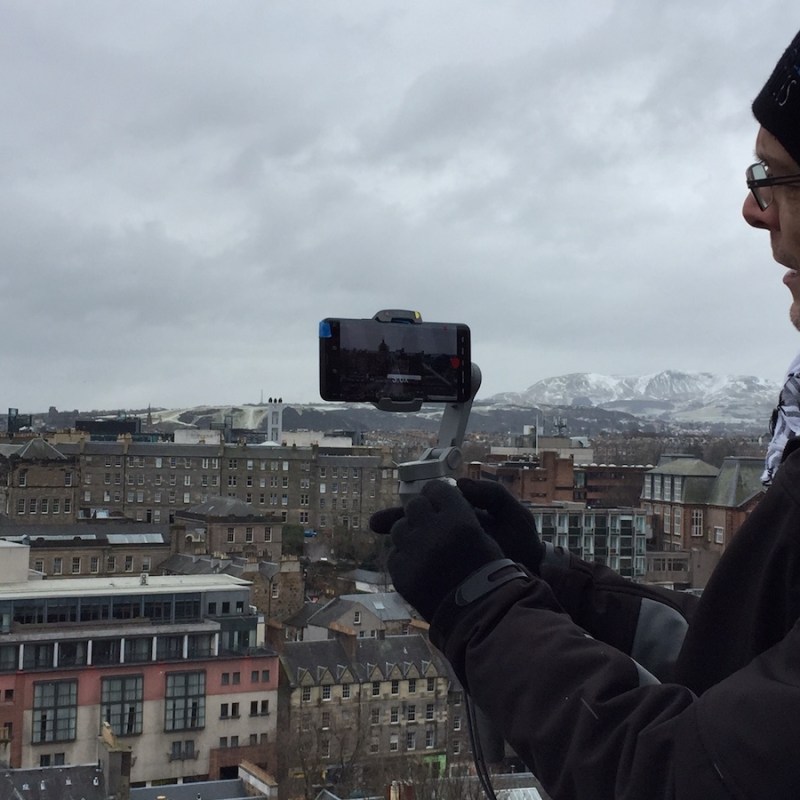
left=396, top=363, right=481, bottom=504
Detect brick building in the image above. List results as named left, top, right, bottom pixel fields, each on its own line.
left=0, top=540, right=280, bottom=786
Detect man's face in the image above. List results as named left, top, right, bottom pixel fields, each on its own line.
left=743, top=126, right=800, bottom=330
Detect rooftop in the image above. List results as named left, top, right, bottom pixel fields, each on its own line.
left=0, top=572, right=251, bottom=600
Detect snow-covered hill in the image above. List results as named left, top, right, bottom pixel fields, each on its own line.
left=485, top=370, right=780, bottom=425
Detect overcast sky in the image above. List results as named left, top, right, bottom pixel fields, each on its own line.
left=2, top=1, right=800, bottom=412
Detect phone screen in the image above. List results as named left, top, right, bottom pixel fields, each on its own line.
left=319, top=317, right=471, bottom=403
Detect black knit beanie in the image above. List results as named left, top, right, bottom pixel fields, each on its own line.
left=753, top=30, right=800, bottom=167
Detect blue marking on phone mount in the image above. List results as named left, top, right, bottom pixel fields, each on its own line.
left=319, top=321, right=332, bottom=338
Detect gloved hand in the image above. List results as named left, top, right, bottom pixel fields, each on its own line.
left=379, top=479, right=505, bottom=622
left=456, top=478, right=545, bottom=574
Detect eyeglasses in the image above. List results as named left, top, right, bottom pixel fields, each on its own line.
left=747, top=161, right=800, bottom=211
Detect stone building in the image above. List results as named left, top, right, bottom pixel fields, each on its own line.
left=0, top=440, right=397, bottom=537
left=0, top=439, right=78, bottom=524
left=277, top=634, right=469, bottom=798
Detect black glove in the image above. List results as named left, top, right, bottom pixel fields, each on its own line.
left=369, top=504, right=404, bottom=535
left=381, top=480, right=505, bottom=622
left=457, top=478, right=544, bottom=574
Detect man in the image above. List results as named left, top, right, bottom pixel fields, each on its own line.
left=371, top=30, right=800, bottom=800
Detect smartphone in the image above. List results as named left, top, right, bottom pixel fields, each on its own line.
left=319, top=317, right=471, bottom=403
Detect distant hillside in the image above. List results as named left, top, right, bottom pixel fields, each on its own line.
left=484, top=370, right=779, bottom=429
left=26, top=370, right=778, bottom=438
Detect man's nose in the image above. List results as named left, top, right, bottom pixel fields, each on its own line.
left=742, top=191, right=774, bottom=230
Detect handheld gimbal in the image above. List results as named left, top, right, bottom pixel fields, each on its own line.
left=368, top=309, right=481, bottom=504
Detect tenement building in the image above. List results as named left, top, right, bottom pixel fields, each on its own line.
left=278, top=634, right=470, bottom=797
left=0, top=439, right=397, bottom=536
left=0, top=541, right=279, bottom=786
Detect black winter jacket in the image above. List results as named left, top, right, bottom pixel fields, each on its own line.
left=431, top=443, right=800, bottom=799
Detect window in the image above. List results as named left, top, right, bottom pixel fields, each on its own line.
left=390, top=707, right=399, bottom=723
left=406, top=731, right=416, bottom=750
left=391, top=679, right=399, bottom=695
left=453, top=715, right=461, bottom=730
left=427, top=677, right=436, bottom=692
left=71, top=557, right=81, bottom=575
left=245, top=527, right=253, bottom=543
left=407, top=704, right=416, bottom=721
left=124, top=556, right=133, bottom=572
left=33, top=681, right=77, bottom=743
left=165, top=672, right=205, bottom=731
left=691, top=509, right=704, bottom=538
left=321, top=711, right=330, bottom=729
left=322, top=685, right=331, bottom=701
left=101, top=676, right=143, bottom=736
left=425, top=703, right=435, bottom=721
left=425, top=729, right=435, bottom=749
left=714, top=526, right=724, bottom=545
left=408, top=678, right=417, bottom=693
left=53, top=558, right=62, bottom=576
left=301, top=686, right=311, bottom=702
left=169, top=739, right=195, bottom=761
left=90, top=557, right=99, bottom=574
left=389, top=734, right=399, bottom=752
left=370, top=708, right=380, bottom=725
left=342, top=683, right=351, bottom=699
left=353, top=611, right=361, bottom=625
left=371, top=681, right=380, bottom=696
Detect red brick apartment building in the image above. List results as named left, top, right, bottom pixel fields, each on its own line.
left=467, top=451, right=647, bottom=508
left=0, top=540, right=279, bottom=787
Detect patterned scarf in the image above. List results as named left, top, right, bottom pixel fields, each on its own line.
left=763, top=352, right=800, bottom=485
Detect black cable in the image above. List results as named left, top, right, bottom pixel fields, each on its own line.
left=465, top=692, right=500, bottom=800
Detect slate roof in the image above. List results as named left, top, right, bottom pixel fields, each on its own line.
left=284, top=600, right=326, bottom=628
left=308, top=592, right=415, bottom=628
left=14, top=438, right=67, bottom=461
left=159, top=552, right=266, bottom=578
left=0, top=522, right=171, bottom=545
left=648, top=458, right=719, bottom=477
left=706, top=457, right=765, bottom=508
left=0, top=765, right=105, bottom=800
left=280, top=634, right=447, bottom=686
left=178, top=496, right=272, bottom=520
